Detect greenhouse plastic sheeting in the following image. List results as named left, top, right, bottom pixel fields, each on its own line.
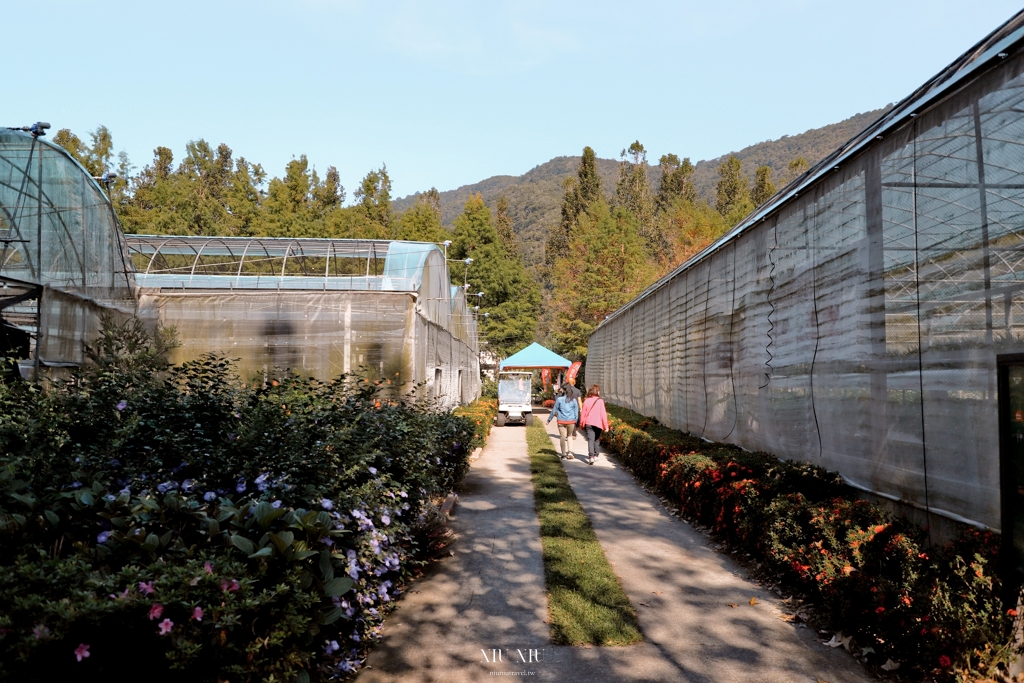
left=138, top=289, right=479, bottom=410
left=0, top=128, right=136, bottom=371
left=587, top=25, right=1024, bottom=531
left=0, top=129, right=134, bottom=302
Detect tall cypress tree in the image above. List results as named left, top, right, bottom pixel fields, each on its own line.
left=451, top=195, right=539, bottom=358
left=655, top=153, right=697, bottom=211
left=550, top=198, right=652, bottom=359
left=616, top=141, right=666, bottom=258
left=751, top=165, right=777, bottom=206
left=715, top=155, right=749, bottom=216
left=546, top=146, right=602, bottom=268
left=494, top=195, right=519, bottom=259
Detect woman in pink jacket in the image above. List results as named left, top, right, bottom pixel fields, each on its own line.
left=579, top=385, right=610, bottom=465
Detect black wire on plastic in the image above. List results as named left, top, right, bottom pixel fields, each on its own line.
left=808, top=202, right=823, bottom=459
left=760, top=218, right=778, bottom=389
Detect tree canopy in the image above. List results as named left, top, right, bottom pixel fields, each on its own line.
left=450, top=194, right=540, bottom=359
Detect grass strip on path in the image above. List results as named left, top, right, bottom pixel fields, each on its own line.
left=526, top=420, right=643, bottom=646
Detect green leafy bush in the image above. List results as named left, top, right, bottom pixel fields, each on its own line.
left=0, top=318, right=476, bottom=681
left=602, top=404, right=1017, bottom=681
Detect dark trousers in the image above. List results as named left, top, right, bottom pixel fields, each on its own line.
left=584, top=425, right=603, bottom=458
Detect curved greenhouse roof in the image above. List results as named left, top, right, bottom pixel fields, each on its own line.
left=0, top=127, right=134, bottom=302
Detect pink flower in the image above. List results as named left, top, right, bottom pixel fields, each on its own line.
left=148, top=603, right=164, bottom=620
left=138, top=581, right=154, bottom=596
left=32, top=625, right=49, bottom=640
left=203, top=561, right=214, bottom=574
left=191, top=606, right=203, bottom=622
left=74, top=643, right=90, bottom=662
left=157, top=619, right=174, bottom=636
left=109, top=587, right=130, bottom=600
left=221, top=579, right=240, bottom=592
left=938, top=654, right=952, bottom=668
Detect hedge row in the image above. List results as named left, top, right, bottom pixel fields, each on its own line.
left=601, top=405, right=1016, bottom=682
left=0, top=318, right=478, bottom=682
left=453, top=398, right=498, bottom=451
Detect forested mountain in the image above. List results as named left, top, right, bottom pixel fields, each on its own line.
left=393, top=106, right=890, bottom=266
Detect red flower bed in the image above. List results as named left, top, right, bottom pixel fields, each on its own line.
left=600, top=405, right=1016, bottom=680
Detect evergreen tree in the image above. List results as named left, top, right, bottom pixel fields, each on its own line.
left=751, top=165, right=776, bottom=206
left=616, top=141, right=666, bottom=258
left=450, top=195, right=539, bottom=359
left=354, top=166, right=392, bottom=236
left=546, top=146, right=601, bottom=267
left=655, top=153, right=696, bottom=211
left=395, top=192, right=448, bottom=243
left=715, top=155, right=750, bottom=217
left=662, top=198, right=730, bottom=266
left=494, top=195, right=519, bottom=258
left=311, top=166, right=345, bottom=217
left=788, top=156, right=810, bottom=182
left=550, top=198, right=652, bottom=359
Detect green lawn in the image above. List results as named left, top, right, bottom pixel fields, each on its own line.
left=526, top=420, right=643, bottom=646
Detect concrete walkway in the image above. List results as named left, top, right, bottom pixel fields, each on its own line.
left=358, top=418, right=874, bottom=682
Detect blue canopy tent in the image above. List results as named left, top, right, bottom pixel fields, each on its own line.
left=499, top=342, right=571, bottom=371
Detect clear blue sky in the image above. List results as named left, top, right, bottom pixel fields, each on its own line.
left=5, top=1, right=1021, bottom=200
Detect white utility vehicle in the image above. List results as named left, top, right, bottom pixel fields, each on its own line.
left=496, top=371, right=533, bottom=426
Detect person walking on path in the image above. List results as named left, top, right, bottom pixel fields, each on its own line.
left=546, top=387, right=580, bottom=460
left=579, top=384, right=610, bottom=465
left=563, top=377, right=583, bottom=444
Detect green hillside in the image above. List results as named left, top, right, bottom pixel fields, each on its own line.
left=393, top=105, right=891, bottom=266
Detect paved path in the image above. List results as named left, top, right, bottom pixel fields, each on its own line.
left=358, top=418, right=873, bottom=683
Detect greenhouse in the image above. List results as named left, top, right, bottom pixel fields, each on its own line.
left=0, top=127, right=480, bottom=407
left=0, top=125, right=136, bottom=376
left=586, top=11, right=1024, bottom=545
left=127, top=236, right=480, bottom=407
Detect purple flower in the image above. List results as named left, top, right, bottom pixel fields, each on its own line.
left=115, top=400, right=127, bottom=411
left=369, top=467, right=377, bottom=475
left=271, top=500, right=282, bottom=509
left=235, top=478, right=246, bottom=494
left=181, top=479, right=195, bottom=492
left=255, top=473, right=270, bottom=491
left=321, top=536, right=334, bottom=547
left=325, top=640, right=340, bottom=655
left=321, top=498, right=334, bottom=511
left=138, top=581, right=155, bottom=595
left=204, top=491, right=216, bottom=501
left=96, top=531, right=110, bottom=544
left=32, top=624, right=49, bottom=640
left=71, top=481, right=82, bottom=489
left=381, top=513, right=391, bottom=526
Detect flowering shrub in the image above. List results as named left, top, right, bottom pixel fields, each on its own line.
left=602, top=404, right=1017, bottom=681
left=0, top=318, right=477, bottom=681
left=453, top=398, right=498, bottom=451
left=541, top=399, right=555, bottom=409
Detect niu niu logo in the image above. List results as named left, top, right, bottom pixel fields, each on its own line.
left=481, top=648, right=542, bottom=663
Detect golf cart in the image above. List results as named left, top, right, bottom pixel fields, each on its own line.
left=496, top=371, right=533, bottom=426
